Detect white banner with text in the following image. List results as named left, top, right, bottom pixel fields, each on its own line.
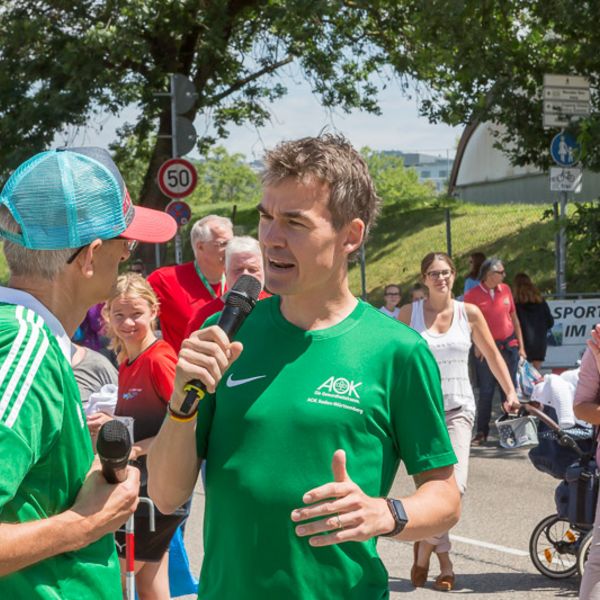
left=545, top=298, right=600, bottom=368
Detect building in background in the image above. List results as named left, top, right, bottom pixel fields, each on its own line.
left=382, top=151, right=454, bottom=193
left=449, top=122, right=600, bottom=204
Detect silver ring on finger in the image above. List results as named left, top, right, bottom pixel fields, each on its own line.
left=334, top=514, right=343, bottom=530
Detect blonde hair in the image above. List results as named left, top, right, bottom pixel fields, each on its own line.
left=102, top=273, right=160, bottom=363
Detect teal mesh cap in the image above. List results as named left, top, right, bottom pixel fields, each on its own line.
left=0, top=147, right=177, bottom=249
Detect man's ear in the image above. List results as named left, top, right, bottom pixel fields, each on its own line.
left=343, top=218, right=365, bottom=256
left=78, top=239, right=103, bottom=279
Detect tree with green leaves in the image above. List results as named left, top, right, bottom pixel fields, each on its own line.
left=374, top=1, right=600, bottom=171
left=4, top=1, right=598, bottom=206
left=361, top=148, right=436, bottom=209
left=0, top=0, right=408, bottom=210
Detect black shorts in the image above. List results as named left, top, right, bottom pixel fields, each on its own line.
left=115, top=479, right=190, bottom=562
left=115, top=510, right=187, bottom=562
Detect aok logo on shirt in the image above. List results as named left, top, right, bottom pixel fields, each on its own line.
left=315, top=376, right=362, bottom=403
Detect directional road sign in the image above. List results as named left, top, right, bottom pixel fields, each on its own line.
left=543, top=73, right=590, bottom=129
left=550, top=132, right=580, bottom=167
left=157, top=158, right=198, bottom=199
left=550, top=167, right=582, bottom=193
left=165, top=200, right=192, bottom=227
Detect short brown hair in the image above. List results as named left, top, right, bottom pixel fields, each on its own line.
left=261, top=134, right=381, bottom=239
left=420, top=252, right=456, bottom=277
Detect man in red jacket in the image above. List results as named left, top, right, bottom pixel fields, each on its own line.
left=148, top=215, right=233, bottom=353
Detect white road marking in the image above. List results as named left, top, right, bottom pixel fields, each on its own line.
left=450, top=534, right=529, bottom=557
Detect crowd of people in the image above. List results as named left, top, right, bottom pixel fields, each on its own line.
left=0, top=135, right=598, bottom=600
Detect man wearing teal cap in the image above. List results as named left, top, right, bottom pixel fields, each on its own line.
left=0, top=147, right=177, bottom=599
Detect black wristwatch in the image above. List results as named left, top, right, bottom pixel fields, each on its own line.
left=381, top=498, right=409, bottom=537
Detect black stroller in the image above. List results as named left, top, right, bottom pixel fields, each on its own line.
left=525, top=402, right=597, bottom=579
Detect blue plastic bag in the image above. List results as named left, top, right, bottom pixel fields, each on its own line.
left=168, top=525, right=198, bottom=597
left=516, top=359, right=543, bottom=398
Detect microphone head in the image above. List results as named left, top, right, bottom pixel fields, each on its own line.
left=97, top=419, right=131, bottom=461
left=225, top=274, right=261, bottom=315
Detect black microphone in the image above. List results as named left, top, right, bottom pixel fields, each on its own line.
left=97, top=419, right=132, bottom=484
left=179, top=274, right=261, bottom=414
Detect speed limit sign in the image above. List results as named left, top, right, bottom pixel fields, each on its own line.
left=157, top=158, right=198, bottom=199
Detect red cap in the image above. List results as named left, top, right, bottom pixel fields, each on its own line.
left=119, top=189, right=178, bottom=243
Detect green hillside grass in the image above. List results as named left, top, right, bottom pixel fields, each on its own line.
left=350, top=202, right=560, bottom=306
left=0, top=201, right=562, bottom=301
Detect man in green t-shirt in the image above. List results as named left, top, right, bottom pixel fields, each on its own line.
left=0, top=147, right=176, bottom=598
left=149, top=134, right=461, bottom=599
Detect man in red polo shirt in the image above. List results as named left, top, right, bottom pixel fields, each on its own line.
left=148, top=215, right=233, bottom=353
left=185, top=236, right=268, bottom=337
left=465, top=257, right=524, bottom=444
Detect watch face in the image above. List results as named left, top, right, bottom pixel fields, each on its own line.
left=383, top=498, right=408, bottom=537
left=391, top=499, right=408, bottom=524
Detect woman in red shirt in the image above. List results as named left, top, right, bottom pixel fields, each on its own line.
left=103, top=273, right=185, bottom=600
left=464, top=257, right=524, bottom=444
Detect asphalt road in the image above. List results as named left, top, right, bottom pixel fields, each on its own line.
left=179, top=416, right=582, bottom=599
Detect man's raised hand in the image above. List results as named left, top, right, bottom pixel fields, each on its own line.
left=291, top=449, right=394, bottom=547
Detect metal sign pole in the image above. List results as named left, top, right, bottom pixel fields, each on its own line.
left=553, top=202, right=559, bottom=296
left=170, top=75, right=178, bottom=158
left=558, top=191, right=568, bottom=298
left=175, top=229, right=183, bottom=264
left=170, top=74, right=182, bottom=264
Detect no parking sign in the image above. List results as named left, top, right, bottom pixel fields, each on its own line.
left=165, top=200, right=192, bottom=227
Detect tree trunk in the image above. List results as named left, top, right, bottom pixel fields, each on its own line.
left=136, top=108, right=177, bottom=272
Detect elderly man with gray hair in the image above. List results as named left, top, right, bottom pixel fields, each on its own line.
left=0, top=147, right=176, bottom=598
left=185, top=235, right=268, bottom=337
left=464, top=256, right=524, bottom=444
left=148, top=214, right=233, bottom=353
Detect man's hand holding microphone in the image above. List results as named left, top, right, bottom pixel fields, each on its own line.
left=63, top=420, right=139, bottom=551
left=147, top=275, right=261, bottom=514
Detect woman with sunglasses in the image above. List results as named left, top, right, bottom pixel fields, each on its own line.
left=464, top=257, right=525, bottom=445
left=398, top=252, right=518, bottom=592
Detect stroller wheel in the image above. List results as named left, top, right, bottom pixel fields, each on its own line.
left=577, top=530, right=593, bottom=577
left=529, top=514, right=582, bottom=579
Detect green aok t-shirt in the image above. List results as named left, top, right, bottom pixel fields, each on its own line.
left=196, top=297, right=456, bottom=600
left=0, top=304, right=121, bottom=599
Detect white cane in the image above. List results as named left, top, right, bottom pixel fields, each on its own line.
left=125, top=497, right=156, bottom=600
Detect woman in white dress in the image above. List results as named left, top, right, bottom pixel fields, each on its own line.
left=398, top=252, right=519, bottom=591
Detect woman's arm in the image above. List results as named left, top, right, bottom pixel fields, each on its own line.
left=573, top=326, right=600, bottom=425
left=130, top=436, right=156, bottom=460
left=466, top=304, right=519, bottom=411
left=544, top=301, right=555, bottom=330
left=510, top=310, right=526, bottom=359
left=396, top=303, right=412, bottom=326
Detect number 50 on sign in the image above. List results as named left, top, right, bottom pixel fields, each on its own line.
left=157, top=158, right=198, bottom=198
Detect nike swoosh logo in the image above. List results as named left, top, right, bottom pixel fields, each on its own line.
left=226, top=374, right=267, bottom=388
